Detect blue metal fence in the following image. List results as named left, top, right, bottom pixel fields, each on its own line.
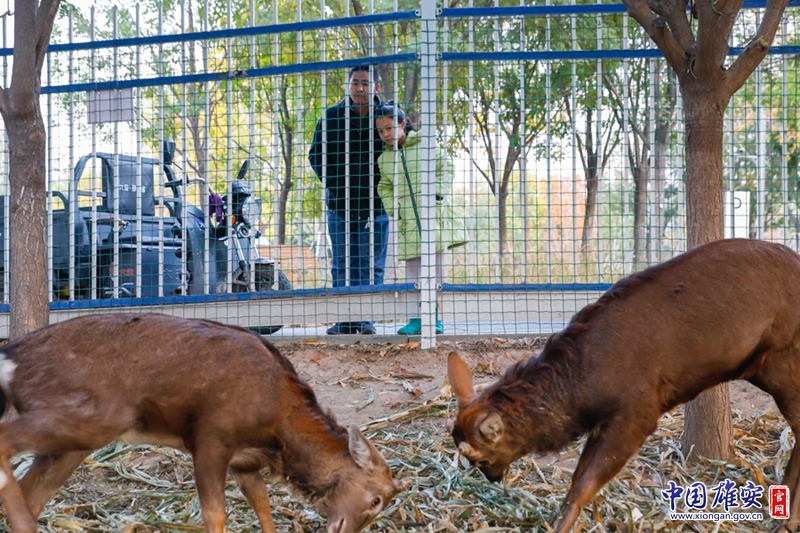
left=0, top=1, right=795, bottom=344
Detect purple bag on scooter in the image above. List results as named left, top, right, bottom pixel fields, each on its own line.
left=209, top=192, right=224, bottom=224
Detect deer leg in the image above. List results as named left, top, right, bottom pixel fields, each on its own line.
left=778, top=433, right=800, bottom=532
left=769, top=441, right=800, bottom=533
left=547, top=429, right=603, bottom=528
left=230, top=468, right=278, bottom=533
left=766, top=410, right=800, bottom=532
left=192, top=440, right=233, bottom=533
left=0, top=454, right=39, bottom=533
left=568, top=428, right=604, bottom=488
left=764, top=415, right=800, bottom=533
left=555, top=415, right=655, bottom=533
left=750, top=349, right=800, bottom=533
left=0, top=413, right=122, bottom=533
left=20, top=451, right=90, bottom=516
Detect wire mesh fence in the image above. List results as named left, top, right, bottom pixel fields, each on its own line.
left=0, top=0, right=797, bottom=344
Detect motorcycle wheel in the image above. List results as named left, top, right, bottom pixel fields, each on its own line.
left=250, top=264, right=292, bottom=335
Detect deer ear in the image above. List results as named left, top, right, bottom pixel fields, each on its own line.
left=479, top=412, right=505, bottom=443
left=348, top=424, right=385, bottom=472
left=448, top=352, right=476, bottom=409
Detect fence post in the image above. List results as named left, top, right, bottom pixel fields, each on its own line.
left=419, top=2, right=437, bottom=349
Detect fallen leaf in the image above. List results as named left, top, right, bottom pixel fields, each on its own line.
left=440, top=376, right=453, bottom=399
left=119, top=522, right=141, bottom=533
left=52, top=518, right=84, bottom=532
left=356, top=389, right=375, bottom=411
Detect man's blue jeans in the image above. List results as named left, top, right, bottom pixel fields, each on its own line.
left=328, top=210, right=389, bottom=329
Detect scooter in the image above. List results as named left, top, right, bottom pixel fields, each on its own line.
left=163, top=143, right=291, bottom=334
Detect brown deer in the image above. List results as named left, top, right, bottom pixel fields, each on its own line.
left=448, top=238, right=800, bottom=533
left=0, top=314, right=407, bottom=533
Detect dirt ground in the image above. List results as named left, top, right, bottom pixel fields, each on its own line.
left=279, top=337, right=779, bottom=429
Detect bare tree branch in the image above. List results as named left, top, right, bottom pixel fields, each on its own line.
left=708, top=0, right=746, bottom=65
left=693, top=0, right=742, bottom=78
left=9, top=0, right=39, bottom=108
left=603, top=73, right=645, bottom=143
left=606, top=102, right=635, bottom=168
left=453, top=140, right=490, bottom=183
left=646, top=0, right=696, bottom=51
left=523, top=113, right=546, bottom=146
left=474, top=125, right=497, bottom=194
left=622, top=0, right=688, bottom=72
left=724, top=0, right=789, bottom=93
left=0, top=88, right=9, bottom=116
left=279, top=78, right=293, bottom=167
left=563, top=97, right=589, bottom=172
left=349, top=0, right=370, bottom=52
left=600, top=117, right=621, bottom=169
left=35, top=0, right=61, bottom=75
left=474, top=92, right=498, bottom=194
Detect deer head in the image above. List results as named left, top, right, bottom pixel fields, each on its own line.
left=447, top=352, right=521, bottom=482
left=317, top=425, right=408, bottom=533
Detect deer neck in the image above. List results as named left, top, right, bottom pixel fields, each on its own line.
left=513, top=357, right=587, bottom=455
left=271, top=407, right=351, bottom=502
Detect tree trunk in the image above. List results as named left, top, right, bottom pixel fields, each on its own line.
left=277, top=82, right=294, bottom=246
left=402, top=64, right=420, bottom=124
left=498, top=186, right=508, bottom=259
left=681, top=85, right=733, bottom=462
left=621, top=0, right=788, bottom=468
left=684, top=95, right=726, bottom=247
left=4, top=112, right=49, bottom=339
left=651, top=68, right=677, bottom=263
left=632, top=165, right=648, bottom=269
left=497, top=152, right=517, bottom=263
left=0, top=0, right=60, bottom=339
left=580, top=108, right=600, bottom=253
left=652, top=121, right=670, bottom=263
left=581, top=163, right=599, bottom=251
left=277, top=180, right=291, bottom=245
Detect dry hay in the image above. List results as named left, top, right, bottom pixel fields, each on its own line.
left=3, top=399, right=791, bottom=533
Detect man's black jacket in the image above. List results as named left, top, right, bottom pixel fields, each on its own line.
left=308, top=97, right=386, bottom=219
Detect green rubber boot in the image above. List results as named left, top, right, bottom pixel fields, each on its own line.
left=397, top=318, right=422, bottom=335
left=398, top=315, right=444, bottom=335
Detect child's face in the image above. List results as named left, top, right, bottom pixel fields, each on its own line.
left=376, top=116, right=406, bottom=147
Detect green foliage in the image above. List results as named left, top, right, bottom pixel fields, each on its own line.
left=729, top=48, right=800, bottom=235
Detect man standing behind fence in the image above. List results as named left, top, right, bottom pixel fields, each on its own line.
left=309, top=65, right=389, bottom=335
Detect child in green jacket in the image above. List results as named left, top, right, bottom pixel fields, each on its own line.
left=374, top=105, right=468, bottom=335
